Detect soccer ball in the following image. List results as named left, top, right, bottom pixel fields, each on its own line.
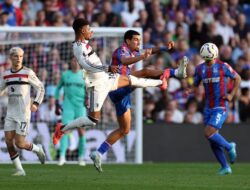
left=200, top=43, right=218, bottom=61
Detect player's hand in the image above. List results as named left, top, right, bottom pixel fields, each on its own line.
left=109, top=65, right=119, bottom=73
left=143, top=49, right=152, bottom=59
left=159, top=41, right=174, bottom=52
left=167, top=41, right=175, bottom=49
left=223, top=94, right=233, bottom=101
left=55, top=100, right=63, bottom=115
left=31, top=103, right=38, bottom=112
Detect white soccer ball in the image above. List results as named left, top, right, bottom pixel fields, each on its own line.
left=200, top=43, right=218, bottom=61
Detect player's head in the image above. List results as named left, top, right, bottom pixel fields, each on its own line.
left=72, top=18, right=93, bottom=40
left=200, top=42, right=218, bottom=62
left=70, top=56, right=80, bottom=71
left=124, top=30, right=141, bottom=51
left=9, top=47, right=24, bottom=70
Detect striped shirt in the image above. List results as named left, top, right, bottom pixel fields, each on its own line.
left=0, top=66, right=44, bottom=119
left=193, top=60, right=237, bottom=109
left=111, top=43, right=141, bottom=75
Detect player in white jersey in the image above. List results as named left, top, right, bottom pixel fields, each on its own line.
left=0, top=47, right=45, bottom=176
left=53, top=18, right=178, bottom=145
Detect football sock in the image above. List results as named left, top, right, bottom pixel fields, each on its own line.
left=62, top=116, right=96, bottom=132
left=208, top=133, right=232, bottom=151
left=31, top=143, right=40, bottom=153
left=60, top=134, right=69, bottom=158
left=170, top=68, right=176, bottom=77
left=129, top=75, right=162, bottom=87
left=78, top=136, right=86, bottom=159
left=12, top=155, right=24, bottom=171
left=98, top=141, right=111, bottom=155
left=210, top=142, right=228, bottom=168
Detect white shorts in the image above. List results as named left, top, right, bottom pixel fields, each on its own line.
left=88, top=73, right=120, bottom=112
left=4, top=116, right=30, bottom=136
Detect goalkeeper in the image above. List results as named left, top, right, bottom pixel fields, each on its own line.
left=54, top=57, right=87, bottom=166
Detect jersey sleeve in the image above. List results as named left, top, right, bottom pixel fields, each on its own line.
left=74, top=44, right=107, bottom=73
left=223, top=62, right=237, bottom=79
left=54, top=72, right=64, bottom=100
left=193, top=66, right=202, bottom=86
left=0, top=76, right=6, bottom=92
left=28, top=70, right=45, bottom=105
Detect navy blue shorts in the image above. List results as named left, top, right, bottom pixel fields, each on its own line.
left=109, top=86, right=134, bottom=117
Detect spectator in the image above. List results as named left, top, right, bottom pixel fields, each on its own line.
left=0, top=0, right=22, bottom=26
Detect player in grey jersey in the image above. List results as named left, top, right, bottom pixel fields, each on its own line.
left=0, top=47, right=46, bottom=176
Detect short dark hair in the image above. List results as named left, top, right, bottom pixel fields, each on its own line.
left=124, top=30, right=140, bottom=42
left=72, top=18, right=90, bottom=34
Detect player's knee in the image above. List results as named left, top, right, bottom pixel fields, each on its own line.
left=121, top=127, right=130, bottom=136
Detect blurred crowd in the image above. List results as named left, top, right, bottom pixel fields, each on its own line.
left=0, top=0, right=250, bottom=125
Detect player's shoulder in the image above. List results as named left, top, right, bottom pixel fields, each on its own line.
left=22, top=66, right=34, bottom=74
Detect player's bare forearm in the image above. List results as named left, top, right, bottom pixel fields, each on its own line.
left=229, top=74, right=241, bottom=100
left=121, top=54, right=146, bottom=66
left=151, top=41, right=175, bottom=54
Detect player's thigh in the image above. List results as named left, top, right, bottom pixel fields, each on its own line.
left=109, top=86, right=133, bottom=103
left=4, top=117, right=16, bottom=133
left=207, top=108, right=227, bottom=129
left=74, top=106, right=87, bottom=118
left=4, top=117, right=29, bottom=136
left=62, top=107, right=75, bottom=124
left=87, top=74, right=120, bottom=112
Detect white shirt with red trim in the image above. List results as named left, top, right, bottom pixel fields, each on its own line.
left=0, top=66, right=45, bottom=119
left=73, top=41, right=108, bottom=86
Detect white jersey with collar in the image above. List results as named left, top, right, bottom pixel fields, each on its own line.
left=72, top=40, right=108, bottom=86
left=0, top=66, right=45, bottom=119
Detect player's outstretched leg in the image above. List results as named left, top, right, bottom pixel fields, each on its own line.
left=228, top=142, right=237, bottom=164
left=53, top=117, right=96, bottom=145
left=89, top=151, right=102, bottom=173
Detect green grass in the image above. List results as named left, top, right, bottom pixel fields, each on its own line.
left=1, top=163, right=250, bottom=190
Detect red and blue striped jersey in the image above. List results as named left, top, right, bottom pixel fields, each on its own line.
left=193, top=60, right=237, bottom=109
left=111, top=43, right=141, bottom=75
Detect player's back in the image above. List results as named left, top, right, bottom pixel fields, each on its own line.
left=194, top=60, right=237, bottom=109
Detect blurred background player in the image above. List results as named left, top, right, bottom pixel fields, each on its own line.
left=0, top=47, right=45, bottom=176
left=54, top=57, right=87, bottom=166
left=90, top=30, right=188, bottom=172
left=191, top=42, right=241, bottom=175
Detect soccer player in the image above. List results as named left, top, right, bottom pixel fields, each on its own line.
left=54, top=57, right=87, bottom=166
left=192, top=42, right=241, bottom=175
left=0, top=47, right=45, bottom=176
left=53, top=18, right=187, bottom=157
left=89, top=30, right=189, bottom=172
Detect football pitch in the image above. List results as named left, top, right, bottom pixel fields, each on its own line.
left=1, top=163, right=250, bottom=190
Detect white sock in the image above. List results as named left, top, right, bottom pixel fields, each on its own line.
left=62, top=116, right=96, bottom=132
left=59, top=155, right=66, bottom=161
left=12, top=156, right=24, bottom=171
left=32, top=144, right=40, bottom=153
left=129, top=75, right=162, bottom=87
